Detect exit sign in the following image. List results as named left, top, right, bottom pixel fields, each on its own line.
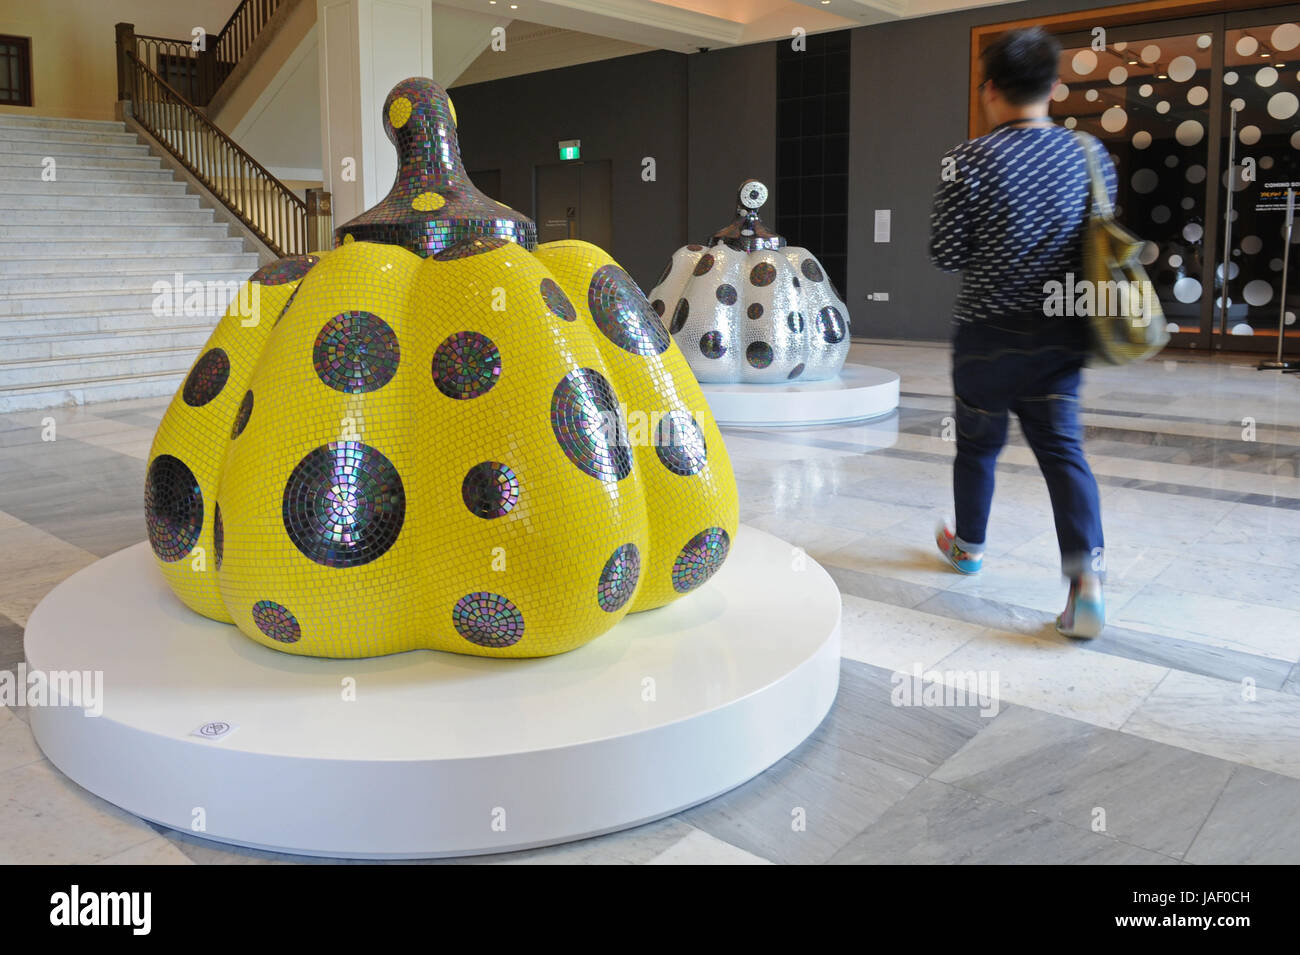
left=559, top=139, right=581, bottom=161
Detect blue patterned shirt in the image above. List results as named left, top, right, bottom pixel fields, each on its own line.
left=929, top=123, right=1118, bottom=323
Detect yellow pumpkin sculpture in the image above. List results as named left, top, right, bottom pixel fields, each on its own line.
left=144, top=78, right=739, bottom=658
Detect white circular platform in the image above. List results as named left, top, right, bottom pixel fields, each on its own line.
left=701, top=363, right=900, bottom=427
left=24, top=525, right=841, bottom=859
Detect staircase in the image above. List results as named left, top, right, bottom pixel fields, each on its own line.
left=0, top=113, right=260, bottom=413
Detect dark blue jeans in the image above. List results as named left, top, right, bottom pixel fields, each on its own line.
left=951, top=317, right=1104, bottom=578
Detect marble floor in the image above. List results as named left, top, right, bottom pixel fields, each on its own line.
left=1, top=339, right=1298, bottom=864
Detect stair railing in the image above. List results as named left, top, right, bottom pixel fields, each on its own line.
left=117, top=1, right=287, bottom=110
left=120, top=45, right=309, bottom=257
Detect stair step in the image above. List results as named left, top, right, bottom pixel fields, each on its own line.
left=0, top=285, right=245, bottom=317
left=0, top=326, right=216, bottom=361
left=0, top=252, right=257, bottom=276
left=0, top=311, right=222, bottom=337
left=0, top=179, right=190, bottom=197
left=0, top=116, right=127, bottom=134
left=0, top=208, right=216, bottom=226
left=0, top=347, right=201, bottom=389
left=0, top=267, right=258, bottom=295
left=0, top=165, right=177, bottom=184
left=0, top=127, right=144, bottom=147
left=0, top=371, right=189, bottom=413
left=0, top=116, right=275, bottom=411
left=0, top=194, right=199, bottom=211
left=0, top=237, right=246, bottom=255
left=0, top=153, right=162, bottom=172
left=0, top=139, right=152, bottom=158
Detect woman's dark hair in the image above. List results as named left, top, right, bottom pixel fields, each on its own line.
left=981, top=27, right=1061, bottom=105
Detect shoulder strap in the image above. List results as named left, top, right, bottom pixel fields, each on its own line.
left=1073, top=130, right=1112, bottom=218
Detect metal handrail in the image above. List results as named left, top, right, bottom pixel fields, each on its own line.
left=123, top=49, right=307, bottom=257
left=213, top=0, right=287, bottom=81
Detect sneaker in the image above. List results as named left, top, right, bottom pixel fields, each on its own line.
left=1056, top=579, right=1105, bottom=638
left=935, top=523, right=982, bottom=575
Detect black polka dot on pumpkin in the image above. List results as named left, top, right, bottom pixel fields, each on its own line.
left=252, top=600, right=300, bottom=643
left=801, top=259, right=825, bottom=282
left=671, top=527, right=730, bottom=593
left=670, top=299, right=690, bottom=333
left=818, top=305, right=847, bottom=344
left=462, top=461, right=520, bottom=519
left=597, top=543, right=640, bottom=613
left=693, top=254, right=716, bottom=276
left=700, top=331, right=726, bottom=359
left=213, top=501, right=223, bottom=569
left=434, top=235, right=509, bottom=260
left=432, top=331, right=501, bottom=399
left=453, top=592, right=524, bottom=648
left=651, top=299, right=666, bottom=317
left=550, top=368, right=632, bottom=482
left=788, top=362, right=805, bottom=380
left=251, top=255, right=318, bottom=285
left=282, top=441, right=405, bottom=568
left=183, top=348, right=229, bottom=407
left=588, top=264, right=670, bottom=356
left=231, top=390, right=253, bottom=439
left=787, top=312, right=805, bottom=333
left=748, top=302, right=764, bottom=320
left=747, top=341, right=774, bottom=368
left=750, top=262, right=777, bottom=287
left=145, top=454, right=203, bottom=563
left=313, top=311, right=400, bottom=394
left=540, top=278, right=576, bottom=321
left=716, top=284, right=738, bottom=305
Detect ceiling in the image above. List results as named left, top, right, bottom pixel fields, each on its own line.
left=445, top=0, right=1022, bottom=86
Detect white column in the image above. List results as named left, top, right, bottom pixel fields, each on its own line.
left=317, top=0, right=434, bottom=227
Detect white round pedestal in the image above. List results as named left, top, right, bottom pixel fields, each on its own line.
left=24, top=525, right=841, bottom=859
left=701, top=363, right=899, bottom=427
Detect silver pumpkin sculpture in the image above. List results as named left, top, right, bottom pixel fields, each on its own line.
left=648, top=180, right=850, bottom=384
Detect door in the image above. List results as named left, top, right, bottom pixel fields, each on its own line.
left=1049, top=10, right=1300, bottom=356
left=534, top=160, right=612, bottom=247
left=1216, top=10, right=1300, bottom=351
left=1051, top=17, right=1223, bottom=352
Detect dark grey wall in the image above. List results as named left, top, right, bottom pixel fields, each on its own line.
left=451, top=0, right=1139, bottom=338
left=686, top=43, right=777, bottom=245
left=451, top=50, right=689, bottom=290
left=847, top=0, right=1132, bottom=341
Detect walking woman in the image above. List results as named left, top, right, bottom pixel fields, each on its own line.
left=928, top=26, right=1110, bottom=638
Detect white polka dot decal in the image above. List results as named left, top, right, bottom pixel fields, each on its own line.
left=1168, top=56, right=1197, bottom=82
left=1268, top=91, right=1299, bottom=120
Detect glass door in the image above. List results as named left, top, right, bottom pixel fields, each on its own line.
left=1049, top=8, right=1300, bottom=356
left=1215, top=10, right=1300, bottom=352
left=1050, top=18, right=1224, bottom=352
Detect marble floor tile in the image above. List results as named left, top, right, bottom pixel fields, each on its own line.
left=477, top=817, right=698, bottom=865
left=811, top=660, right=992, bottom=777
left=1121, top=670, right=1300, bottom=779
left=929, top=628, right=1171, bottom=730
left=828, top=779, right=1180, bottom=864
left=0, top=612, right=24, bottom=670
left=1114, top=583, right=1300, bottom=662
left=1151, top=552, right=1300, bottom=613
left=0, top=705, right=42, bottom=774
left=0, top=759, right=160, bottom=864
left=95, top=836, right=196, bottom=865
left=1184, top=767, right=1300, bottom=864
left=0, top=511, right=98, bottom=626
left=839, top=595, right=985, bottom=672
left=646, top=828, right=772, bottom=865
left=824, top=563, right=943, bottom=610
left=680, top=717, right=923, bottom=864
left=931, top=706, right=1235, bottom=858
